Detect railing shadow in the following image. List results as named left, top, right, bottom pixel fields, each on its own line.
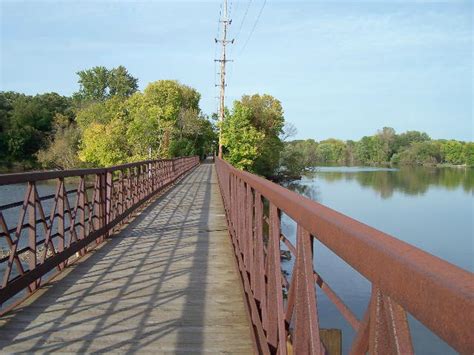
left=0, top=164, right=214, bottom=353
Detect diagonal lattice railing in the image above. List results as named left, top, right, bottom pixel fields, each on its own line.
left=215, top=157, right=473, bottom=354
left=0, top=156, right=199, bottom=313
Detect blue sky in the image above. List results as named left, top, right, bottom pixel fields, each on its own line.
left=1, top=0, right=472, bottom=141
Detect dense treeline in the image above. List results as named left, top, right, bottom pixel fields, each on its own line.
left=281, top=127, right=474, bottom=176
left=0, top=66, right=216, bottom=171
left=2, top=71, right=472, bottom=177
left=0, top=92, right=74, bottom=168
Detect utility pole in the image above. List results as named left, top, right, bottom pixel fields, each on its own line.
left=215, top=0, right=233, bottom=158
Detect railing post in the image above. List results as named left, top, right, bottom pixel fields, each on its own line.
left=27, top=182, right=37, bottom=291
left=93, top=173, right=102, bottom=238
left=246, top=184, right=254, bottom=291
left=78, top=176, right=86, bottom=256
left=293, top=226, right=322, bottom=354
left=118, top=171, right=124, bottom=217
left=105, top=171, right=113, bottom=237
left=58, top=178, right=65, bottom=268
left=267, top=204, right=286, bottom=353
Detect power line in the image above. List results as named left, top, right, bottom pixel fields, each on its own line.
left=233, top=0, right=253, bottom=46
left=239, top=0, right=266, bottom=55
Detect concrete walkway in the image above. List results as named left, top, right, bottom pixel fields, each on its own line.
left=0, top=163, right=254, bottom=354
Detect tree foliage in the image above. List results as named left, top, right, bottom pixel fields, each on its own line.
left=283, top=139, right=318, bottom=171
left=285, top=128, right=473, bottom=169
left=279, top=144, right=306, bottom=177
left=221, top=103, right=264, bottom=170
left=36, top=115, right=81, bottom=169
left=222, top=94, right=284, bottom=177
left=0, top=66, right=215, bottom=170
left=78, top=79, right=215, bottom=166
left=75, top=65, right=138, bottom=102
left=441, top=140, right=465, bottom=165
left=79, top=120, right=129, bottom=166
left=392, top=141, right=441, bottom=166
left=0, top=91, right=72, bottom=167
left=464, top=143, right=474, bottom=167
left=1, top=64, right=471, bottom=174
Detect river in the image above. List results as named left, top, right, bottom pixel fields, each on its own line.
left=280, top=166, right=473, bottom=354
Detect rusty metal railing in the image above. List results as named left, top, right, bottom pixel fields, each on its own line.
left=0, top=156, right=199, bottom=313
left=215, top=157, right=474, bottom=354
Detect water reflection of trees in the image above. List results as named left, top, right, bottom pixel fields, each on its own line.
left=283, top=181, right=321, bottom=201
left=308, top=168, right=473, bottom=199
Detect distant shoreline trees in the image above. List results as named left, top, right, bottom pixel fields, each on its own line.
left=218, top=95, right=473, bottom=181
left=283, top=127, right=473, bottom=177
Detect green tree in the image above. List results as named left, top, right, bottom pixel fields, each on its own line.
left=377, top=127, right=397, bottom=161
left=125, top=81, right=202, bottom=159
left=286, top=139, right=319, bottom=168
left=76, top=95, right=127, bottom=129
left=395, top=130, right=431, bottom=151
left=125, top=91, right=169, bottom=160
left=392, top=141, right=441, bottom=166
left=0, top=93, right=16, bottom=163
left=76, top=66, right=110, bottom=101
left=463, top=142, right=474, bottom=167
left=221, top=102, right=265, bottom=171
left=109, top=66, right=139, bottom=98
left=2, top=92, right=72, bottom=164
left=316, top=139, right=346, bottom=164
left=345, top=140, right=357, bottom=165
left=356, top=136, right=386, bottom=165
left=75, top=65, right=138, bottom=102
left=441, top=140, right=465, bottom=165
left=79, top=119, right=129, bottom=166
left=78, top=80, right=213, bottom=166
left=224, top=94, right=285, bottom=176
left=279, top=143, right=306, bottom=177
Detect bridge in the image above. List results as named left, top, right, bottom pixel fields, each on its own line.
left=0, top=156, right=472, bottom=354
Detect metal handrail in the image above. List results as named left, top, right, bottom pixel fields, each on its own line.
left=0, top=156, right=199, bottom=312
left=0, top=158, right=183, bottom=185
left=215, top=157, right=473, bottom=354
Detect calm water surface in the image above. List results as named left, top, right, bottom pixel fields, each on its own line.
left=281, top=166, right=473, bottom=354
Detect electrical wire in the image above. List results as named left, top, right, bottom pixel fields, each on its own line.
left=233, top=0, right=253, bottom=49
left=239, top=0, right=266, bottom=56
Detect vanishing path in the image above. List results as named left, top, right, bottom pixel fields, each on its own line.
left=0, top=163, right=254, bottom=354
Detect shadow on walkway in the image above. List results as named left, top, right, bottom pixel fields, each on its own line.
left=0, top=164, right=253, bottom=353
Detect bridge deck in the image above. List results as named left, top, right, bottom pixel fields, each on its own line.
left=0, top=163, right=254, bottom=353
